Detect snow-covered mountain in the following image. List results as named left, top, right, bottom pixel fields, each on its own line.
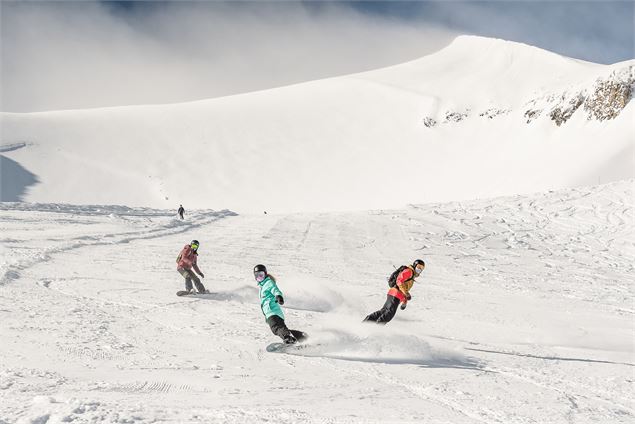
left=1, top=36, right=633, bottom=212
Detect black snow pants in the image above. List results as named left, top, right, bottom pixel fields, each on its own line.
left=364, top=295, right=400, bottom=324
left=267, top=315, right=306, bottom=342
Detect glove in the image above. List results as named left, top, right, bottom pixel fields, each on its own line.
left=275, top=295, right=284, bottom=305
left=400, top=303, right=407, bottom=310
left=406, top=293, right=412, bottom=301
left=199, top=273, right=205, bottom=278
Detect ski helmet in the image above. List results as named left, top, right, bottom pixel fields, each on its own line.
left=413, top=259, right=425, bottom=270
left=190, top=240, right=200, bottom=251
left=254, top=264, right=268, bottom=283
left=254, top=264, right=267, bottom=274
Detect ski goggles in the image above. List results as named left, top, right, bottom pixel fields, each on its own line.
left=190, top=243, right=199, bottom=250
left=414, top=264, right=425, bottom=274
left=254, top=271, right=266, bottom=282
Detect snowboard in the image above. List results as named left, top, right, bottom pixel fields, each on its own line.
left=176, top=290, right=210, bottom=297
left=266, top=332, right=310, bottom=353
left=266, top=342, right=310, bottom=353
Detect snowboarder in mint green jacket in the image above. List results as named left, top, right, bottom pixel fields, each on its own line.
left=254, top=264, right=307, bottom=344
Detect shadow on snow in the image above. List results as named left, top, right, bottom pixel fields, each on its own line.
left=0, top=155, right=39, bottom=202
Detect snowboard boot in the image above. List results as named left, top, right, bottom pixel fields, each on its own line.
left=291, top=330, right=307, bottom=342
left=283, top=334, right=297, bottom=345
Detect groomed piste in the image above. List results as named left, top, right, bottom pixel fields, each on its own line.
left=1, top=180, right=633, bottom=423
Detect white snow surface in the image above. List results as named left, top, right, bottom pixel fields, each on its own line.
left=1, top=180, right=633, bottom=423
left=1, top=36, right=633, bottom=213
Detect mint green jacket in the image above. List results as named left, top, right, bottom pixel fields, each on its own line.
left=258, top=276, right=284, bottom=320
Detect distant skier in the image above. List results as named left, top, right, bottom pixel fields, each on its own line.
left=254, top=264, right=307, bottom=344
left=364, top=259, right=425, bottom=324
left=176, top=240, right=206, bottom=295
left=178, top=204, right=185, bottom=220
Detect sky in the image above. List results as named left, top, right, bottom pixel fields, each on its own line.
left=1, top=1, right=633, bottom=112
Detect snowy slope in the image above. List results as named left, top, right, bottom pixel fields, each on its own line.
left=1, top=180, right=633, bottom=423
left=1, top=36, right=633, bottom=213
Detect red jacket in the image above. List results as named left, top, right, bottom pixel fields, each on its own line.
left=176, top=245, right=202, bottom=274
left=387, top=266, right=415, bottom=303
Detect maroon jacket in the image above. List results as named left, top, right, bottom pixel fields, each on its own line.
left=176, top=245, right=202, bottom=275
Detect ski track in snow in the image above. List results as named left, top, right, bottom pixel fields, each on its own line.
left=0, top=205, right=236, bottom=286
left=0, top=180, right=633, bottom=423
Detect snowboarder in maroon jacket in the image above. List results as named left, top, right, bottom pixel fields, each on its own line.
left=176, top=240, right=206, bottom=294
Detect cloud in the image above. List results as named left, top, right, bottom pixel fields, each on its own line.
left=0, top=1, right=454, bottom=112
left=407, top=1, right=634, bottom=65
left=2, top=1, right=631, bottom=113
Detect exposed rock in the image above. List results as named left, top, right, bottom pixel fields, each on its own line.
left=524, top=109, right=542, bottom=124
left=428, top=66, right=632, bottom=128
left=479, top=108, right=510, bottom=119
left=584, top=66, right=634, bottom=121
left=523, top=65, right=633, bottom=126
left=422, top=117, right=437, bottom=128
left=444, top=110, right=469, bottom=123
left=549, top=94, right=584, bottom=126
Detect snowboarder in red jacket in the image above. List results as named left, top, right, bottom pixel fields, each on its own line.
left=176, top=240, right=206, bottom=294
left=364, top=259, right=425, bottom=324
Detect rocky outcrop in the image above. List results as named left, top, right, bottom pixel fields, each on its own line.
left=526, top=65, right=633, bottom=126
left=584, top=67, right=634, bottom=121
left=421, top=65, right=633, bottom=128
